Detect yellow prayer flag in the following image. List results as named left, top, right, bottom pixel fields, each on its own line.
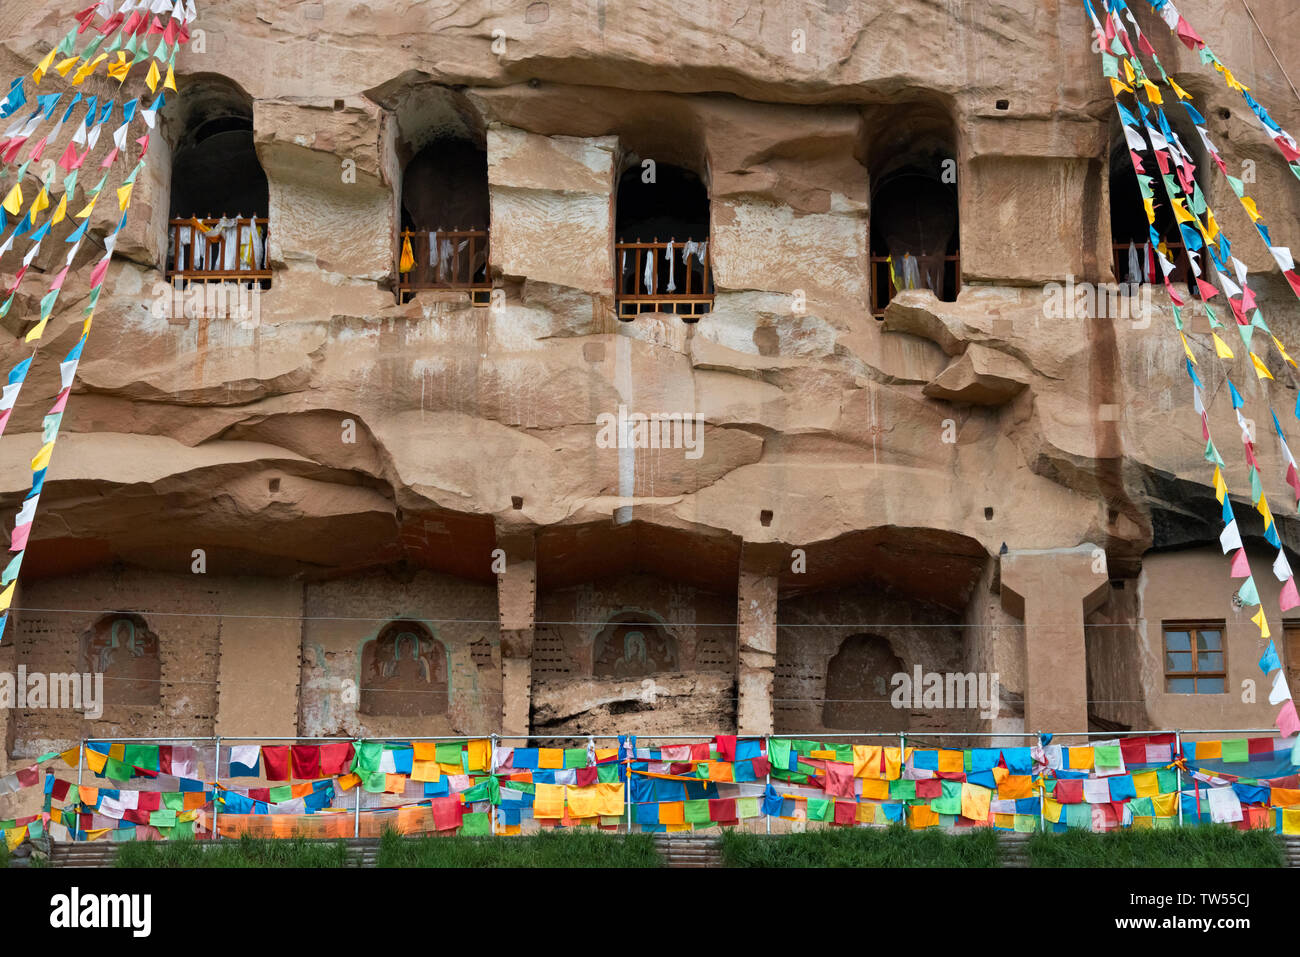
left=24, top=318, right=49, bottom=343
left=1205, top=209, right=1220, bottom=241
left=465, top=739, right=490, bottom=772
left=145, top=60, right=161, bottom=93
left=106, top=52, right=131, bottom=83
left=31, top=441, right=54, bottom=472
left=1181, top=332, right=1197, bottom=364
left=75, top=197, right=98, bottom=219
left=1282, top=808, right=1300, bottom=835
left=1169, top=78, right=1191, bottom=100
left=1109, top=77, right=1133, bottom=96
left=1251, top=351, right=1274, bottom=380
left=1142, top=80, right=1162, bottom=104
left=533, top=783, right=565, bottom=819
left=85, top=748, right=108, bottom=774
left=852, top=744, right=881, bottom=778
left=1133, top=770, right=1159, bottom=797
left=164, top=63, right=177, bottom=91
left=961, top=783, right=992, bottom=821
left=2, top=183, right=22, bottom=216
left=1241, top=196, right=1261, bottom=223
left=1252, top=607, right=1271, bottom=639
left=55, top=56, right=80, bottom=78
left=59, top=747, right=79, bottom=768
left=1258, top=493, right=1274, bottom=528
left=1212, top=332, right=1234, bottom=358
left=1122, top=58, right=1136, bottom=83
left=0, top=582, right=14, bottom=613
left=860, top=778, right=889, bottom=800
left=538, top=748, right=563, bottom=770
left=1171, top=198, right=1194, bottom=223
left=50, top=194, right=67, bottom=226
left=32, top=49, right=57, bottom=85
left=1213, top=466, right=1227, bottom=503
left=117, top=183, right=134, bottom=211
left=4, top=826, right=27, bottom=851
left=595, top=782, right=624, bottom=816
left=1272, top=336, right=1298, bottom=369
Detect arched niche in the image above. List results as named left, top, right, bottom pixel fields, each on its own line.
left=862, top=99, right=960, bottom=316
left=591, top=610, right=680, bottom=679
left=161, top=75, right=269, bottom=284
left=358, top=619, right=449, bottom=717
left=822, top=633, right=906, bottom=731
left=81, top=613, right=161, bottom=709
left=367, top=76, right=490, bottom=301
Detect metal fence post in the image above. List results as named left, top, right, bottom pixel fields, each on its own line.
left=765, top=735, right=771, bottom=836
left=489, top=733, right=497, bottom=837
left=1175, top=729, right=1184, bottom=828
left=353, top=739, right=362, bottom=838
left=74, top=740, right=84, bottom=843
left=212, top=736, right=221, bottom=841
left=1038, top=732, right=1046, bottom=833
left=898, top=731, right=906, bottom=830
left=625, top=734, right=633, bottom=835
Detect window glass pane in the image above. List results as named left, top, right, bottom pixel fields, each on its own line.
left=1196, top=630, right=1222, bottom=651
left=1197, top=652, right=1224, bottom=673
left=1167, top=677, right=1195, bottom=693
left=1165, top=630, right=1191, bottom=651
left=1197, top=677, right=1225, bottom=694
left=1165, top=652, right=1192, bottom=672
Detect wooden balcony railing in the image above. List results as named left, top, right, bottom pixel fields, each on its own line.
left=397, top=229, right=491, bottom=305
left=1112, top=241, right=1189, bottom=287
left=869, top=252, right=960, bottom=319
left=166, top=217, right=271, bottom=285
left=615, top=239, right=714, bottom=320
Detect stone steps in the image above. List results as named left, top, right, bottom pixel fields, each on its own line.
left=653, top=834, right=722, bottom=868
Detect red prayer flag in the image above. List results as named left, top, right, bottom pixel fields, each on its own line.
left=1174, top=15, right=1203, bottom=49
left=248, top=788, right=270, bottom=803
left=710, top=798, right=737, bottom=822
left=1054, top=778, right=1084, bottom=804
left=14, top=765, right=39, bottom=788
left=319, top=742, right=353, bottom=776
left=431, top=796, right=463, bottom=831
left=290, top=745, right=320, bottom=779
left=1277, top=136, right=1300, bottom=163
left=573, top=766, right=597, bottom=788
left=51, top=778, right=71, bottom=801
left=715, top=735, right=737, bottom=763
left=1196, top=277, right=1219, bottom=301
left=689, top=742, right=710, bottom=761
left=135, top=791, right=160, bottom=811
left=261, top=745, right=291, bottom=781
left=57, top=140, right=79, bottom=171
left=833, top=800, right=856, bottom=826
left=915, top=778, right=942, bottom=799
left=1284, top=271, right=1300, bottom=299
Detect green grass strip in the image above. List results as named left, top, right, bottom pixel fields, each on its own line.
left=115, top=834, right=351, bottom=868
left=719, top=825, right=1001, bottom=867
left=1026, top=827, right=1285, bottom=867
left=375, top=828, right=663, bottom=867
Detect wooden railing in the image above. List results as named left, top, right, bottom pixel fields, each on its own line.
left=615, top=239, right=714, bottom=320
left=397, top=229, right=491, bottom=304
left=869, top=252, right=960, bottom=318
left=1112, top=241, right=1189, bottom=287
left=166, top=217, right=271, bottom=285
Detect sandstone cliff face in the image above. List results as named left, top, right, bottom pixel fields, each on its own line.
left=0, top=1, right=1297, bottom=755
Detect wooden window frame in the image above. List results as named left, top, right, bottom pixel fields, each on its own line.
left=1162, top=619, right=1226, bottom=694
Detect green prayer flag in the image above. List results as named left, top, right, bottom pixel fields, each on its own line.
left=1251, top=309, right=1271, bottom=334
left=148, top=809, right=176, bottom=828
left=162, top=792, right=184, bottom=812
left=1064, top=803, right=1092, bottom=829
left=563, top=748, right=588, bottom=769
left=833, top=744, right=852, bottom=763
left=123, top=744, right=159, bottom=772
left=434, top=742, right=462, bottom=765
left=362, top=771, right=387, bottom=793
left=769, top=739, right=791, bottom=770
left=104, top=757, right=132, bottom=782
left=1013, top=814, right=1038, bottom=832
left=1093, top=745, right=1121, bottom=768
left=806, top=797, right=834, bottom=822
left=889, top=779, right=917, bottom=800
left=1221, top=738, right=1249, bottom=763
left=930, top=780, right=962, bottom=815
left=268, top=785, right=293, bottom=803
left=736, top=797, right=759, bottom=819
left=460, top=811, right=489, bottom=836
left=1238, top=321, right=1255, bottom=351
left=1129, top=796, right=1154, bottom=817
left=1250, top=467, right=1264, bottom=503
left=1226, top=175, right=1245, bottom=197
left=1237, top=576, right=1260, bottom=607
left=352, top=741, right=382, bottom=773
left=597, top=763, right=619, bottom=784
left=1156, top=768, right=1179, bottom=792
left=684, top=799, right=711, bottom=824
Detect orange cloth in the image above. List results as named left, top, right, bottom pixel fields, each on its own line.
left=1271, top=788, right=1300, bottom=807
left=336, top=773, right=360, bottom=791
left=412, top=743, right=438, bottom=761
left=860, top=778, right=889, bottom=800
left=466, top=740, right=490, bottom=772
left=534, top=783, right=565, bottom=819
left=883, top=748, right=903, bottom=781
left=909, top=804, right=939, bottom=829
left=596, top=782, right=625, bottom=816
left=411, top=760, right=441, bottom=783
left=384, top=773, right=406, bottom=794
left=998, top=775, right=1034, bottom=800
left=937, top=749, right=964, bottom=773
left=658, top=801, right=685, bottom=825
left=539, top=748, right=564, bottom=770
left=853, top=745, right=882, bottom=778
